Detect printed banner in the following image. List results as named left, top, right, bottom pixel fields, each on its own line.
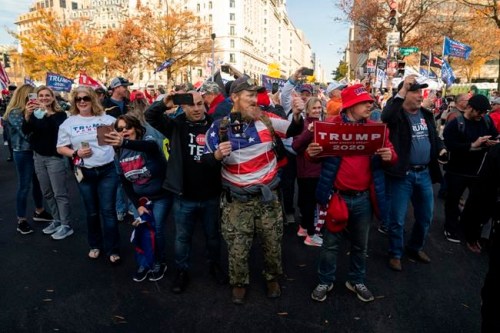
left=314, top=122, right=387, bottom=157
left=430, top=53, right=443, bottom=68
left=24, top=77, right=36, bottom=87
left=443, top=37, right=472, bottom=59
left=441, top=60, right=456, bottom=86
left=46, top=72, right=73, bottom=92
left=261, top=74, right=287, bottom=92
left=419, top=68, right=438, bottom=80
left=376, top=56, right=387, bottom=71
left=154, top=58, right=175, bottom=74
left=79, top=73, right=103, bottom=89
left=374, top=68, right=386, bottom=88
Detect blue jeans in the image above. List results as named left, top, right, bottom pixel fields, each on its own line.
left=146, top=194, right=172, bottom=265
left=173, top=196, right=221, bottom=271
left=116, top=183, right=129, bottom=216
left=317, top=192, right=372, bottom=285
left=387, top=170, right=434, bottom=259
left=77, top=163, right=120, bottom=256
left=13, top=150, right=44, bottom=218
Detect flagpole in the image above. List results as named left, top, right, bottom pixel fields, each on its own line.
left=428, top=50, right=431, bottom=79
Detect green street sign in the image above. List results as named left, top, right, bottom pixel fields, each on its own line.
left=399, top=47, right=419, bottom=56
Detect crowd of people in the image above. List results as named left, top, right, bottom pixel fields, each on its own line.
left=0, top=68, right=499, bottom=330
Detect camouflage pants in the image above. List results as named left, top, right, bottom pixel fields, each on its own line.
left=221, top=194, right=283, bottom=286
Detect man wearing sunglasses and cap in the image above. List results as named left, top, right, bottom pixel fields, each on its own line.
left=382, top=75, right=446, bottom=272
left=203, top=76, right=304, bottom=304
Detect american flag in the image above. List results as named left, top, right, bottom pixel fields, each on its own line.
left=204, top=113, right=291, bottom=187
left=0, top=62, right=10, bottom=89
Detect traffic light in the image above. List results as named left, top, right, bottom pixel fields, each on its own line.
left=389, top=9, right=397, bottom=28
left=2, top=53, right=10, bottom=68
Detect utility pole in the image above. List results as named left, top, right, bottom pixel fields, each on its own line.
left=211, top=33, right=216, bottom=82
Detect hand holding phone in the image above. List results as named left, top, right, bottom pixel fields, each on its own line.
left=28, top=93, right=37, bottom=103
left=172, top=93, right=194, bottom=106
left=96, top=124, right=115, bottom=146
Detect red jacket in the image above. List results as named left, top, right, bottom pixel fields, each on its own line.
left=207, top=94, right=225, bottom=115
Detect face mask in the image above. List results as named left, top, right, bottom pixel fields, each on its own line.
left=33, top=109, right=47, bottom=119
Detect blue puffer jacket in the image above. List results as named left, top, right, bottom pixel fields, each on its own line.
left=316, top=155, right=387, bottom=220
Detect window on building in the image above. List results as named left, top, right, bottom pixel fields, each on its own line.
left=229, top=0, right=235, bottom=8
left=264, top=18, right=266, bottom=24
left=209, top=14, right=212, bottom=22
left=198, top=69, right=203, bottom=77
left=197, top=3, right=200, bottom=12
left=209, top=1, right=212, bottom=9
left=59, top=0, right=66, bottom=8
left=230, top=39, right=235, bottom=48
left=230, top=53, right=236, bottom=63
left=230, top=26, right=235, bottom=35
left=230, top=13, right=235, bottom=20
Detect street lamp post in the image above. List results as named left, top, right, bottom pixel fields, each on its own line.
left=211, top=33, right=216, bottom=81
left=104, top=57, right=109, bottom=85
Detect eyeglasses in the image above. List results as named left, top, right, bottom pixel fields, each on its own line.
left=116, top=125, right=133, bottom=132
left=75, top=96, right=91, bottom=103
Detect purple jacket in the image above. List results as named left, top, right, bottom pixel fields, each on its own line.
left=292, top=117, right=322, bottom=178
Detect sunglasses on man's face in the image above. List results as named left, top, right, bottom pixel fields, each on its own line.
left=75, top=96, right=91, bottom=103
left=116, top=125, right=133, bottom=132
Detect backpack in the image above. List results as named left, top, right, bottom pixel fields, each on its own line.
left=456, top=113, right=492, bottom=135
left=144, top=123, right=170, bottom=162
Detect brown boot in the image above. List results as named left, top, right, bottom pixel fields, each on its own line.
left=389, top=258, right=402, bottom=272
left=266, top=280, right=281, bottom=298
left=232, top=285, right=246, bottom=305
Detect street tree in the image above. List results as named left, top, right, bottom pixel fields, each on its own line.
left=336, top=0, right=448, bottom=54
left=108, top=4, right=212, bottom=82
left=333, top=60, right=348, bottom=81
left=11, top=10, right=102, bottom=80
left=458, top=0, right=500, bottom=29
left=99, top=20, right=147, bottom=79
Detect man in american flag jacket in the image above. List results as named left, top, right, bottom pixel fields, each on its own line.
left=203, top=76, right=304, bottom=304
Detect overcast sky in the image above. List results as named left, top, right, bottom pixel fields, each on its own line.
left=0, top=0, right=349, bottom=80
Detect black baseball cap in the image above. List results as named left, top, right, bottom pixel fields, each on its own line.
left=397, top=81, right=428, bottom=92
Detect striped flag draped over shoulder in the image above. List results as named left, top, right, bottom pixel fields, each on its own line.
left=204, top=112, right=290, bottom=187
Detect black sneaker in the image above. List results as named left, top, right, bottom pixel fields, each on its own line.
left=444, top=230, right=461, bottom=243
left=171, top=270, right=189, bottom=294
left=209, top=262, right=229, bottom=285
left=149, top=263, right=167, bottom=282
left=33, top=210, right=54, bottom=222
left=133, top=266, right=151, bottom=282
left=17, top=220, right=34, bottom=235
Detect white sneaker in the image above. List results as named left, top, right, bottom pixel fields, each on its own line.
left=297, top=226, right=307, bottom=237
left=304, top=234, right=323, bottom=247
left=42, top=221, right=61, bottom=235
left=51, top=225, right=74, bottom=240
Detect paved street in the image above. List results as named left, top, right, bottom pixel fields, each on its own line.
left=0, top=143, right=487, bottom=333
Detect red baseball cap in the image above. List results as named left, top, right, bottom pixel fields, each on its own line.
left=341, top=84, right=374, bottom=110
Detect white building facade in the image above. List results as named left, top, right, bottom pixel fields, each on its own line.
left=15, top=0, right=321, bottom=86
